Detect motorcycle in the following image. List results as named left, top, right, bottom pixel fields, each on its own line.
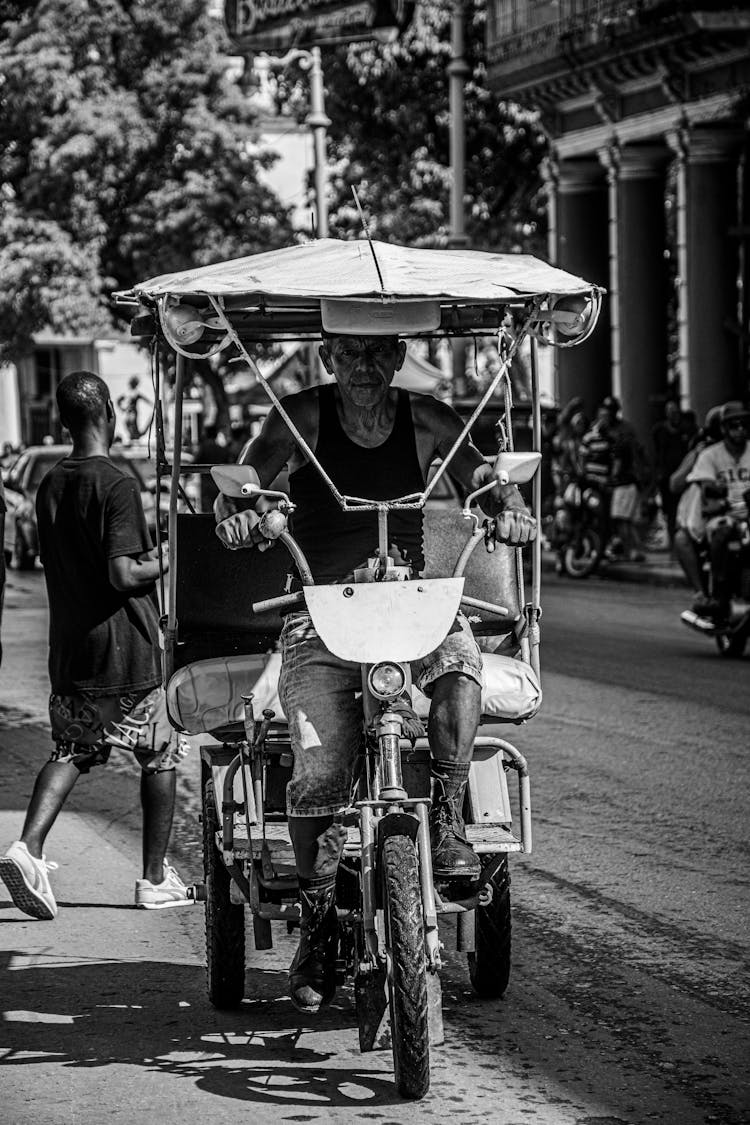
left=116, top=236, right=603, bottom=1098
left=681, top=519, right=750, bottom=658
left=550, top=479, right=606, bottom=579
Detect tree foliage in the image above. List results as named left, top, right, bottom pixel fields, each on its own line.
left=0, top=0, right=295, bottom=363
left=318, top=0, right=547, bottom=250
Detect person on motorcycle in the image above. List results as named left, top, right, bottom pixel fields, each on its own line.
left=670, top=404, right=724, bottom=615
left=214, top=330, right=536, bottom=1014
left=687, top=400, right=750, bottom=624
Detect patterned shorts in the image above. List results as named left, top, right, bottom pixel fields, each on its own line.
left=610, top=483, right=640, bottom=521
left=48, top=685, right=187, bottom=774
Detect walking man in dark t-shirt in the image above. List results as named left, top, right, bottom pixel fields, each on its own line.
left=0, top=371, right=189, bottom=920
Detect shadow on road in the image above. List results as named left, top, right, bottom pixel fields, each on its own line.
left=0, top=952, right=402, bottom=1109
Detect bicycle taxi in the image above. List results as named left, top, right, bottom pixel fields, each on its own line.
left=116, top=239, right=601, bottom=1099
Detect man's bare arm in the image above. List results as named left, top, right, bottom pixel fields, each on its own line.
left=108, top=542, right=169, bottom=592
left=214, top=394, right=315, bottom=546
left=237, top=406, right=301, bottom=485
left=415, top=396, right=536, bottom=545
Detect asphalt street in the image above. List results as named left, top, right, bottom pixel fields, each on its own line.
left=0, top=566, right=748, bottom=1124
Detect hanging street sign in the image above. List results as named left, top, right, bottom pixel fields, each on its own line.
left=224, top=0, right=414, bottom=54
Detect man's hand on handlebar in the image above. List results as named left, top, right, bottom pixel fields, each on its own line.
left=215, top=498, right=288, bottom=552
left=216, top=508, right=265, bottom=550
left=494, top=508, right=537, bottom=546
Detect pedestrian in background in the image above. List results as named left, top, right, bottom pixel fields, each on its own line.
left=603, top=395, right=648, bottom=562
left=651, top=399, right=690, bottom=547
left=0, top=371, right=189, bottom=920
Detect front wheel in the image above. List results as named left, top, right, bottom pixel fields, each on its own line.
left=202, top=777, right=246, bottom=1008
left=468, top=856, right=511, bottom=998
left=382, top=834, right=430, bottom=1100
left=563, top=529, right=601, bottom=579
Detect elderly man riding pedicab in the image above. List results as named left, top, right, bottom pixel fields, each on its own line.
left=214, top=316, right=537, bottom=1015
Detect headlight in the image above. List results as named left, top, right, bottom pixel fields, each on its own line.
left=367, top=662, right=406, bottom=700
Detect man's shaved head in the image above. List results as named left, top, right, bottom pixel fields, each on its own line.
left=56, top=371, right=111, bottom=435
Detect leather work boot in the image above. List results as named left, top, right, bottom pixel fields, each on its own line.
left=288, top=877, right=339, bottom=1013
left=429, top=760, right=480, bottom=891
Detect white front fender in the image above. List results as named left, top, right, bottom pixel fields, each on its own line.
left=303, top=578, right=465, bottom=662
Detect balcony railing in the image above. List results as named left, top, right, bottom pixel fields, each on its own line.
left=487, top=0, right=729, bottom=63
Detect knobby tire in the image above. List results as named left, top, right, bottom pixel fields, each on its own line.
left=468, top=856, right=511, bottom=999
left=382, top=834, right=430, bottom=1099
left=203, top=777, right=245, bottom=1009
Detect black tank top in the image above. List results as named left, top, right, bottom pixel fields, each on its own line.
left=289, top=385, right=425, bottom=584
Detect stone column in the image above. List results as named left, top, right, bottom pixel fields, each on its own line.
left=600, top=143, right=670, bottom=444
left=553, top=158, right=610, bottom=418
left=668, top=127, right=743, bottom=422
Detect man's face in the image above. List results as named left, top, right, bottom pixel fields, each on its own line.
left=723, top=417, right=748, bottom=454
left=321, top=335, right=406, bottom=408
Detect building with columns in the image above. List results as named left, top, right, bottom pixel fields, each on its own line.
left=486, top=0, right=750, bottom=444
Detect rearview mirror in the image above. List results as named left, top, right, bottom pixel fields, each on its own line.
left=493, top=451, right=542, bottom=486
left=210, top=464, right=261, bottom=498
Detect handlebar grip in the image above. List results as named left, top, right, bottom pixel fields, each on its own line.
left=252, top=591, right=306, bottom=615
left=460, top=594, right=510, bottom=618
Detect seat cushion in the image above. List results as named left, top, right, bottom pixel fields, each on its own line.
left=166, top=650, right=541, bottom=735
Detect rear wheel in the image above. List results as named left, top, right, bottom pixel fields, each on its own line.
left=382, top=834, right=430, bottom=1100
left=563, top=530, right=601, bottom=579
left=468, top=856, right=511, bottom=999
left=203, top=778, right=245, bottom=1008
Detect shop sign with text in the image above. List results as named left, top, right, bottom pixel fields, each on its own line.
left=225, top=0, right=414, bottom=53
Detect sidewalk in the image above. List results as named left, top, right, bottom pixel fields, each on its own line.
left=542, top=546, right=687, bottom=589
left=0, top=722, right=212, bottom=1124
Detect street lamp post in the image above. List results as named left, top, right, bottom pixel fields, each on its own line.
left=448, top=1, right=470, bottom=397
left=255, top=47, right=331, bottom=238
left=448, top=1, right=469, bottom=253
left=306, top=46, right=330, bottom=238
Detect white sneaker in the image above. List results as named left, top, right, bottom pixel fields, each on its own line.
left=0, top=841, right=58, bottom=920
left=135, top=861, right=191, bottom=909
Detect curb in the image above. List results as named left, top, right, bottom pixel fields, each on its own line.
left=541, top=551, right=687, bottom=589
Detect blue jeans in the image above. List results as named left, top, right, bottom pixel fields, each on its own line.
left=278, top=612, right=482, bottom=817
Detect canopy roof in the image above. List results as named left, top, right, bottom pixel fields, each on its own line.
left=125, top=239, right=595, bottom=303
left=119, top=239, right=602, bottom=343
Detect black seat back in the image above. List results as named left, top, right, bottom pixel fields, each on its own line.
left=173, top=514, right=289, bottom=669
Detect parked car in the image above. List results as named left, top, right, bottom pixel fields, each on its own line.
left=2, top=445, right=148, bottom=569
left=119, top=446, right=199, bottom=536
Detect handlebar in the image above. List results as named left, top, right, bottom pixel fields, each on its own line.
left=246, top=493, right=512, bottom=622
left=252, top=590, right=306, bottom=615
left=460, top=595, right=510, bottom=618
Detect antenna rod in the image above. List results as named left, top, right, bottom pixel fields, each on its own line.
left=351, top=185, right=386, bottom=296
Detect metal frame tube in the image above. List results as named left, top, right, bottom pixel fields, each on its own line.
left=167, top=353, right=184, bottom=635
left=529, top=335, right=542, bottom=679
left=415, top=799, right=441, bottom=968
left=359, top=804, right=379, bottom=961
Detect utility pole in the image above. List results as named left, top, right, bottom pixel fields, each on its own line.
left=448, top=1, right=470, bottom=398
left=306, top=45, right=330, bottom=238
